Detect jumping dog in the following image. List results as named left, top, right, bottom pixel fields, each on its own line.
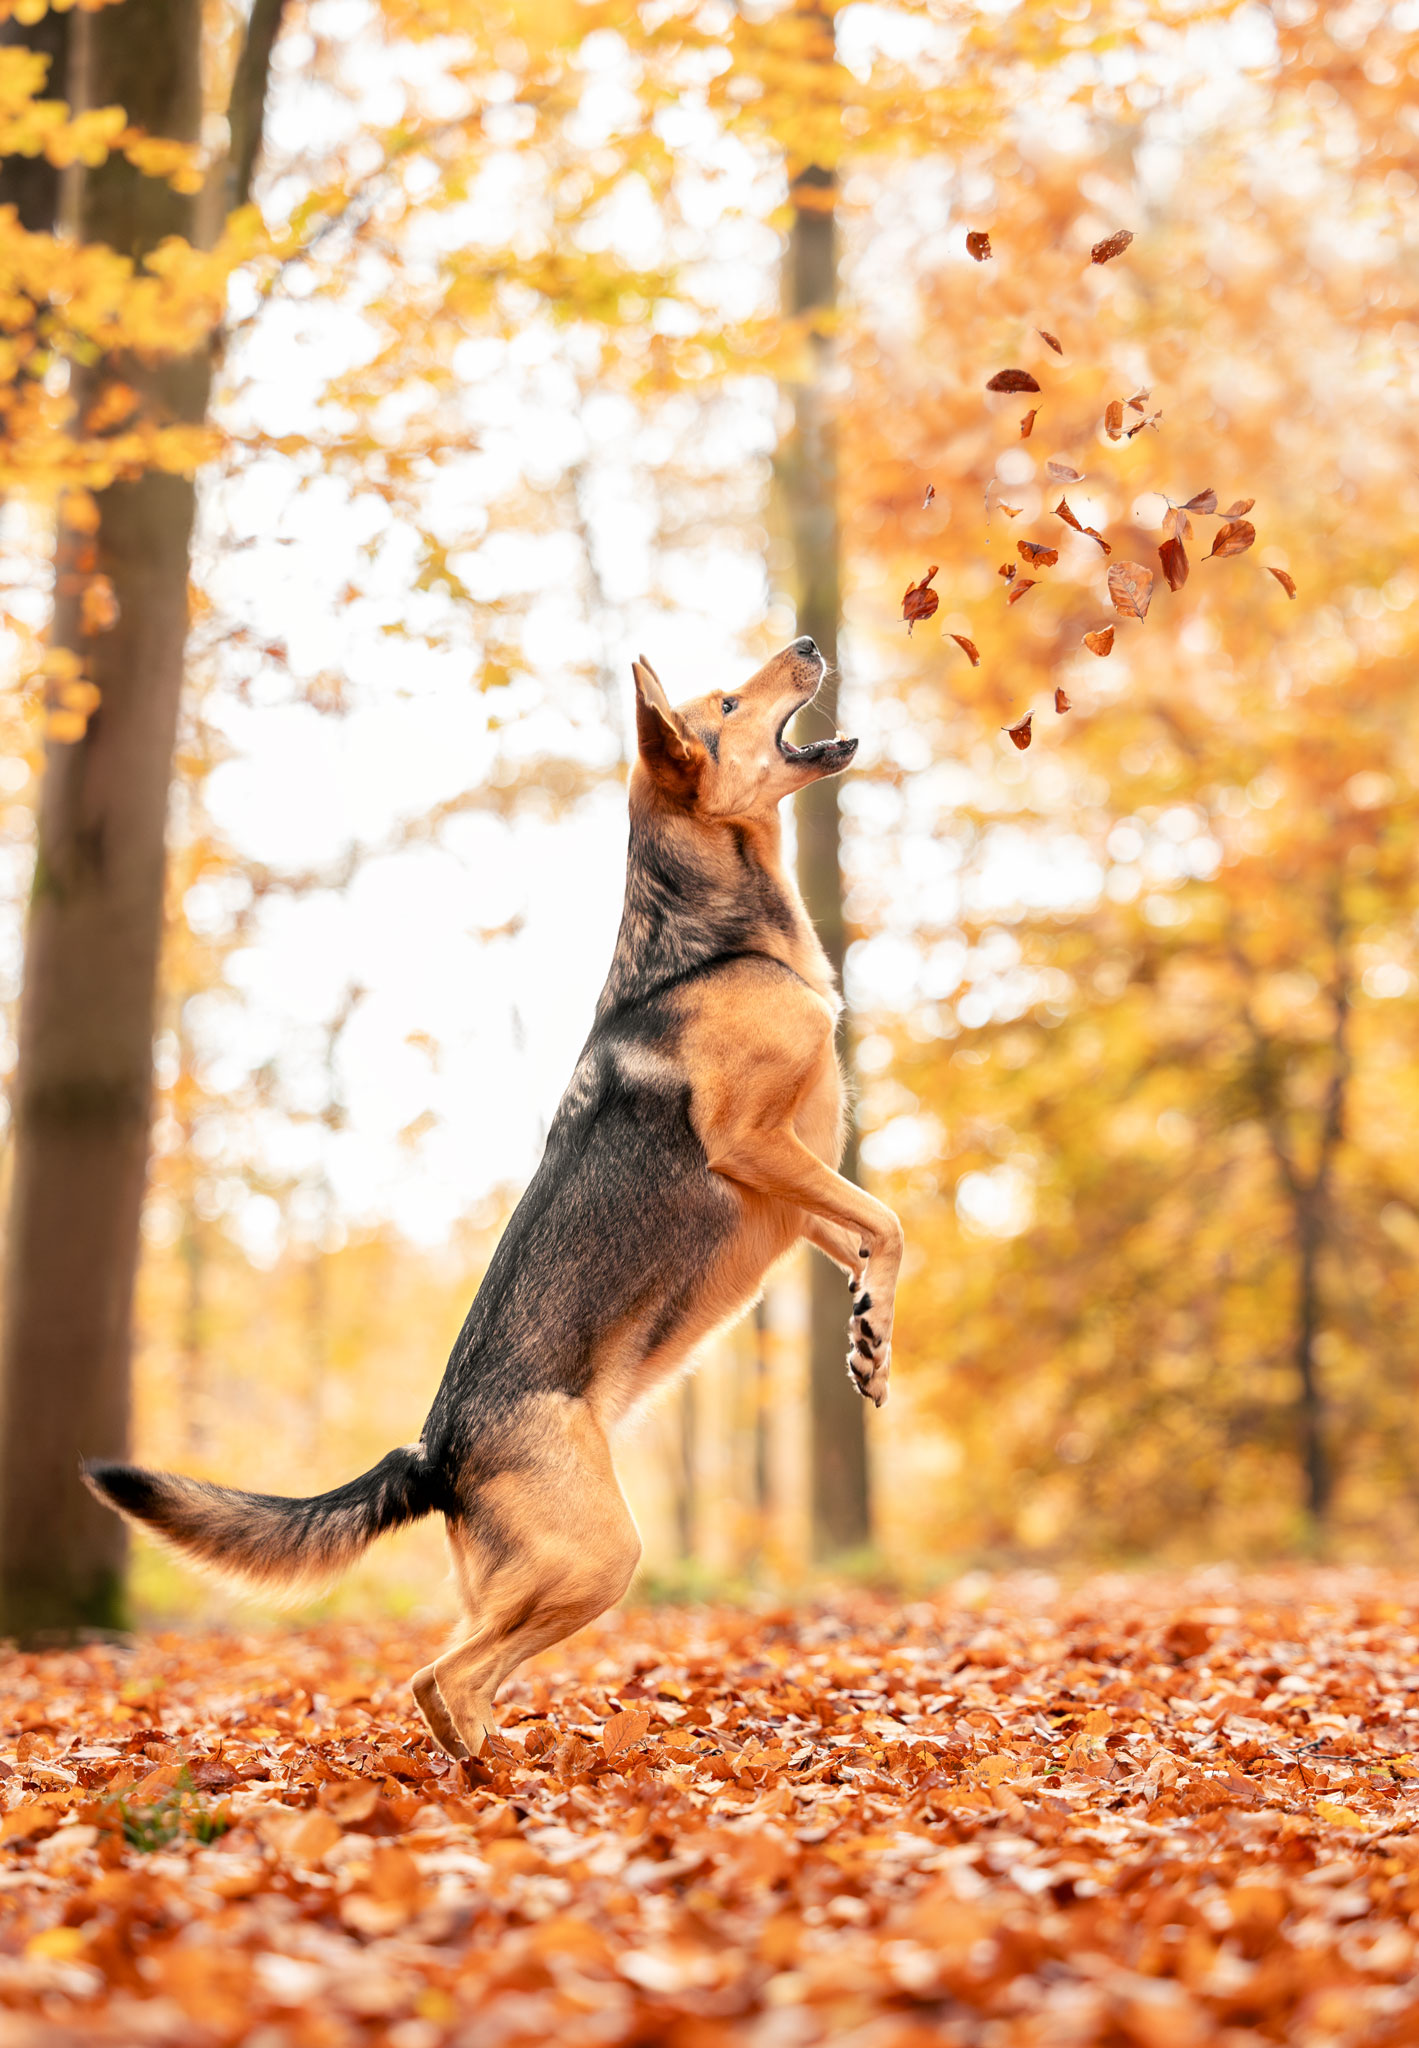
left=86, top=637, right=904, bottom=1759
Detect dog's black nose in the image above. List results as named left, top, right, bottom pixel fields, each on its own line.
left=792, top=635, right=818, bottom=656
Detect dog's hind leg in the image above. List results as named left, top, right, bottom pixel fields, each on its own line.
left=411, top=1397, right=641, bottom=1759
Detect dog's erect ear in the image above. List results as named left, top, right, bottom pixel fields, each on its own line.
left=632, top=657, right=704, bottom=798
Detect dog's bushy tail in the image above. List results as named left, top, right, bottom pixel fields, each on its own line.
left=82, top=1444, right=439, bottom=1595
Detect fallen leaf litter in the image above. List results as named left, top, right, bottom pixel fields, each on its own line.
left=5, top=1575, right=1419, bottom=2044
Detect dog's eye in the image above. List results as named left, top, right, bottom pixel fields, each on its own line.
left=721, top=697, right=738, bottom=716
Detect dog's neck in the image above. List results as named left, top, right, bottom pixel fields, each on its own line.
left=597, top=791, right=835, bottom=1019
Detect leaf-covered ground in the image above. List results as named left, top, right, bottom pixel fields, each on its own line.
left=4, top=1570, right=1419, bottom=2047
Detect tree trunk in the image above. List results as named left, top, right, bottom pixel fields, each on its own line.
left=782, top=164, right=872, bottom=1559
left=0, top=0, right=284, bottom=1639
left=1293, top=1191, right=1330, bottom=1526
left=0, top=11, right=70, bottom=232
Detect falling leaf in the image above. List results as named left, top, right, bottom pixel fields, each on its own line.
left=1179, top=488, right=1217, bottom=514
left=1054, top=498, right=1111, bottom=553
left=1104, top=400, right=1124, bottom=439
left=1055, top=687, right=1071, bottom=713
left=1083, top=627, right=1115, bottom=656
left=1006, top=578, right=1037, bottom=606
left=999, top=561, right=1017, bottom=581
left=1128, top=389, right=1150, bottom=409
left=1019, top=408, right=1038, bottom=438
left=1208, top=519, right=1256, bottom=560
left=950, top=634, right=981, bottom=665
left=1222, top=497, right=1256, bottom=517
left=1004, top=712, right=1033, bottom=749
left=966, top=230, right=992, bottom=261
left=1018, top=542, right=1058, bottom=567
left=1268, top=566, right=1298, bottom=598
left=903, top=565, right=940, bottom=630
left=1161, top=508, right=1192, bottom=542
left=987, top=369, right=1041, bottom=393
left=1125, top=410, right=1161, bottom=438
left=1108, top=561, right=1155, bottom=620
left=1091, top=228, right=1135, bottom=264
left=922, top=483, right=936, bottom=508
left=999, top=503, right=1023, bottom=518
left=1158, top=536, right=1189, bottom=591
left=1046, top=459, right=1084, bottom=483
left=1038, top=330, right=1063, bottom=354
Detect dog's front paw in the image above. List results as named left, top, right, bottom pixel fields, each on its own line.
left=847, top=1291, right=891, bottom=1409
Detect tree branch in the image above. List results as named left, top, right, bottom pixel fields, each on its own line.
left=226, top=0, right=289, bottom=214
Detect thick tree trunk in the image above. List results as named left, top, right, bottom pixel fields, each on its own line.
left=782, top=166, right=872, bottom=1559
left=0, top=0, right=281, bottom=1638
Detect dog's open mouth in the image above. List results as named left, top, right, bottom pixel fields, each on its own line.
left=776, top=702, right=859, bottom=772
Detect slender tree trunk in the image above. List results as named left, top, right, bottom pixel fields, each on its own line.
left=0, top=0, right=285, bottom=1638
left=782, top=164, right=871, bottom=1559
left=675, top=1378, right=697, bottom=1561
left=1293, top=1191, right=1330, bottom=1524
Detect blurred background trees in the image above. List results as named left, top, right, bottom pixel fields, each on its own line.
left=0, top=0, right=1415, bottom=1630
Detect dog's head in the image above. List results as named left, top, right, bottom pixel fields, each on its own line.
left=630, top=638, right=857, bottom=820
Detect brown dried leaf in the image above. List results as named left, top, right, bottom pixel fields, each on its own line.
left=987, top=369, right=1040, bottom=393
left=922, top=483, right=936, bottom=508
left=1161, top=508, right=1192, bottom=543
left=1222, top=497, right=1255, bottom=517
left=999, top=503, right=1022, bottom=518
left=950, top=634, right=980, bottom=665
left=1046, top=459, right=1084, bottom=483
left=1268, top=566, right=1297, bottom=599
left=1091, top=228, right=1135, bottom=264
left=1128, top=389, right=1150, bottom=409
left=1054, top=687, right=1071, bottom=714
left=1208, top=519, right=1256, bottom=560
left=1125, top=410, right=1161, bottom=438
left=1006, top=577, right=1037, bottom=606
left=1180, top=488, right=1217, bottom=514
left=1104, top=400, right=1124, bottom=439
left=966, top=230, right=992, bottom=261
left=1158, top=535, right=1190, bottom=592
left=1004, top=712, right=1033, bottom=749
left=1083, top=627, right=1114, bottom=656
left=1108, top=561, right=1155, bottom=620
left=602, top=1709, right=651, bottom=1758
left=1038, top=330, right=1063, bottom=354
left=1018, top=542, right=1059, bottom=568
left=903, top=565, right=940, bottom=630
left=1019, top=408, right=1038, bottom=438
left=999, top=561, right=1017, bottom=581
left=1054, top=498, right=1112, bottom=553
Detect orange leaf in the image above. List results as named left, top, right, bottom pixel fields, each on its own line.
left=1004, top=712, right=1033, bottom=749
left=1091, top=228, right=1134, bottom=263
left=1268, top=566, right=1297, bottom=598
left=966, top=230, right=992, bottom=261
left=1054, top=687, right=1071, bottom=713
left=903, top=565, right=940, bottom=630
left=1019, top=408, right=1038, bottom=438
left=1083, top=627, right=1114, bottom=656
left=950, top=634, right=980, bottom=666
left=1208, top=519, right=1255, bottom=560
left=1108, top=561, right=1154, bottom=620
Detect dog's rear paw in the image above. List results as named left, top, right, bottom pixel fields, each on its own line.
left=847, top=1295, right=891, bottom=1408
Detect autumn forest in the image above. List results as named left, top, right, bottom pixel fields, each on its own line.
left=2, top=0, right=1419, bottom=2036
